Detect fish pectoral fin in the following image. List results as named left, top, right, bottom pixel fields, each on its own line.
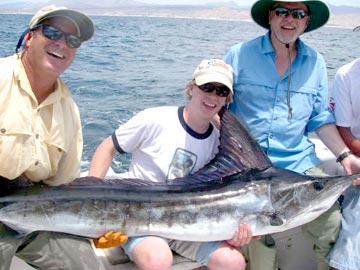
left=93, top=230, right=128, bottom=249
left=269, top=213, right=284, bottom=226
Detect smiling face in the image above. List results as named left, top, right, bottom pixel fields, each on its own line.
left=22, top=16, right=78, bottom=79
left=188, top=82, right=227, bottom=121
left=269, top=2, right=310, bottom=46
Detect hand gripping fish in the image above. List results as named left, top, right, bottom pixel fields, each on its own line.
left=0, top=109, right=358, bottom=241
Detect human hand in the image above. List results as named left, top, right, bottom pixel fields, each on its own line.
left=93, top=231, right=128, bottom=249
left=226, top=223, right=254, bottom=248
left=341, top=154, right=360, bottom=185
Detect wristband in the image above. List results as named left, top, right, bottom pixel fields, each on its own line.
left=336, top=151, right=353, bottom=163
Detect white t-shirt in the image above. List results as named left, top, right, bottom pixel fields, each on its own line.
left=331, top=58, right=360, bottom=139
left=112, top=106, right=220, bottom=183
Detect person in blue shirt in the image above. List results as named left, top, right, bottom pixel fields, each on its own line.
left=224, top=1, right=360, bottom=270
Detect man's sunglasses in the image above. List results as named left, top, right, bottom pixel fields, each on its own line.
left=271, top=6, right=309, bottom=20
left=197, top=83, right=231, bottom=97
left=32, top=24, right=82, bottom=49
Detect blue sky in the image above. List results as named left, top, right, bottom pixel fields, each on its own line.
left=2, top=0, right=360, bottom=7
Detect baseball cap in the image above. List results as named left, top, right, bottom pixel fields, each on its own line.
left=192, top=59, right=233, bottom=93
left=15, top=5, right=94, bottom=53
left=29, top=5, right=94, bottom=41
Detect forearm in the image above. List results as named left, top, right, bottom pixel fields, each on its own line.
left=315, top=123, right=350, bottom=157
left=316, top=124, right=360, bottom=177
left=337, top=126, right=360, bottom=157
left=88, top=136, right=117, bottom=179
left=88, top=153, right=113, bottom=179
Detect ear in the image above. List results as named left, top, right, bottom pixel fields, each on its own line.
left=189, top=85, right=194, bottom=94
left=188, top=84, right=195, bottom=96
left=304, top=17, right=310, bottom=30
left=23, top=31, right=33, bottom=48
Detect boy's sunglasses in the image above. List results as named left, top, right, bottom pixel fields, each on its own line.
left=197, top=83, right=231, bottom=97
left=32, top=24, right=82, bottom=49
left=271, top=6, right=309, bottom=20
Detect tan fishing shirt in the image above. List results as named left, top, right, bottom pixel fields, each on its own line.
left=0, top=54, right=82, bottom=185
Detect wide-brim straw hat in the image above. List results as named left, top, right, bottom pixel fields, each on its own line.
left=251, top=0, right=330, bottom=33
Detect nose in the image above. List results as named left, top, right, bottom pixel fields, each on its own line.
left=56, top=35, right=67, bottom=47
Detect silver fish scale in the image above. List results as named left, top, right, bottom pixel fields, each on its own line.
left=0, top=181, right=273, bottom=241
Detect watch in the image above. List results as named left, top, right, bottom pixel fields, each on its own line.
left=336, top=151, right=353, bottom=163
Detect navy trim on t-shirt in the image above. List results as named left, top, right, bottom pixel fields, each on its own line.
left=178, top=106, right=213, bottom=140
left=112, top=132, right=126, bottom=154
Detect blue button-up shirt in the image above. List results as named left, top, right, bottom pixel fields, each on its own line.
left=224, top=32, right=335, bottom=173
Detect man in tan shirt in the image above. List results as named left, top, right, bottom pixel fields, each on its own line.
left=0, top=5, right=125, bottom=270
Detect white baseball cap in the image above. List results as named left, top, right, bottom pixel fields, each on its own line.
left=192, top=59, right=233, bottom=93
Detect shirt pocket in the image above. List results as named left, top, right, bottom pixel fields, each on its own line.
left=288, top=86, right=317, bottom=121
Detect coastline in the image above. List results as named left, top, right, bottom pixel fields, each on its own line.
left=0, top=6, right=359, bottom=29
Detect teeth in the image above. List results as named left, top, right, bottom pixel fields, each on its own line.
left=49, top=51, right=64, bottom=59
left=204, top=102, right=216, bottom=108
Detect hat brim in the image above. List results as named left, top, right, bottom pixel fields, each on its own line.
left=251, top=0, right=330, bottom=33
left=195, top=73, right=233, bottom=93
left=34, top=9, right=94, bottom=41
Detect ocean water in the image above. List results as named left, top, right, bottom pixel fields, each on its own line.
left=1, top=14, right=359, bottom=172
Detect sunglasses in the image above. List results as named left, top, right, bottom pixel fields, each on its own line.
left=272, top=6, right=309, bottom=20
left=32, top=24, right=82, bottom=49
left=197, top=83, right=231, bottom=97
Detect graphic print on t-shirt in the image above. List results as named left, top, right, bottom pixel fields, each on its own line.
left=167, top=148, right=197, bottom=181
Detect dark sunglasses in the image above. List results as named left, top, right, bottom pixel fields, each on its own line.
left=32, top=24, right=82, bottom=49
left=272, top=6, right=309, bottom=20
left=197, top=83, right=231, bottom=97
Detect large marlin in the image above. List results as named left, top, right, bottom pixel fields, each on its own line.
left=0, top=110, right=358, bottom=241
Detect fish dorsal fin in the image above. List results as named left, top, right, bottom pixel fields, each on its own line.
left=70, top=176, right=154, bottom=187
left=170, top=109, right=272, bottom=185
left=218, top=108, right=271, bottom=170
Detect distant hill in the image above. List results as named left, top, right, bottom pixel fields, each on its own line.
left=1, top=0, right=359, bottom=28
left=329, top=4, right=360, bottom=14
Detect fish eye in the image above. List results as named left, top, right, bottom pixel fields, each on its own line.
left=269, top=212, right=284, bottom=226
left=313, top=181, right=325, bottom=191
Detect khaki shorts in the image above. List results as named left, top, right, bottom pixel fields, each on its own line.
left=122, top=235, right=221, bottom=266
left=0, top=227, right=106, bottom=270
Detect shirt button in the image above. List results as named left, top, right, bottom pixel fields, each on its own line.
left=35, top=161, right=39, bottom=166
left=58, top=148, right=62, bottom=152
left=35, top=134, right=39, bottom=139
left=0, top=128, right=5, bottom=133
left=274, top=116, right=278, bottom=120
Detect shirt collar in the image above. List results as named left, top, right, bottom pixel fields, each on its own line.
left=14, top=53, right=71, bottom=107
left=261, top=31, right=311, bottom=57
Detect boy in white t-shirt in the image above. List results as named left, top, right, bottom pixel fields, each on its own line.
left=89, top=59, right=253, bottom=270
left=327, top=26, right=360, bottom=270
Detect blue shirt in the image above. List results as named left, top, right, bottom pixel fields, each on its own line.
left=224, top=32, right=335, bottom=173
